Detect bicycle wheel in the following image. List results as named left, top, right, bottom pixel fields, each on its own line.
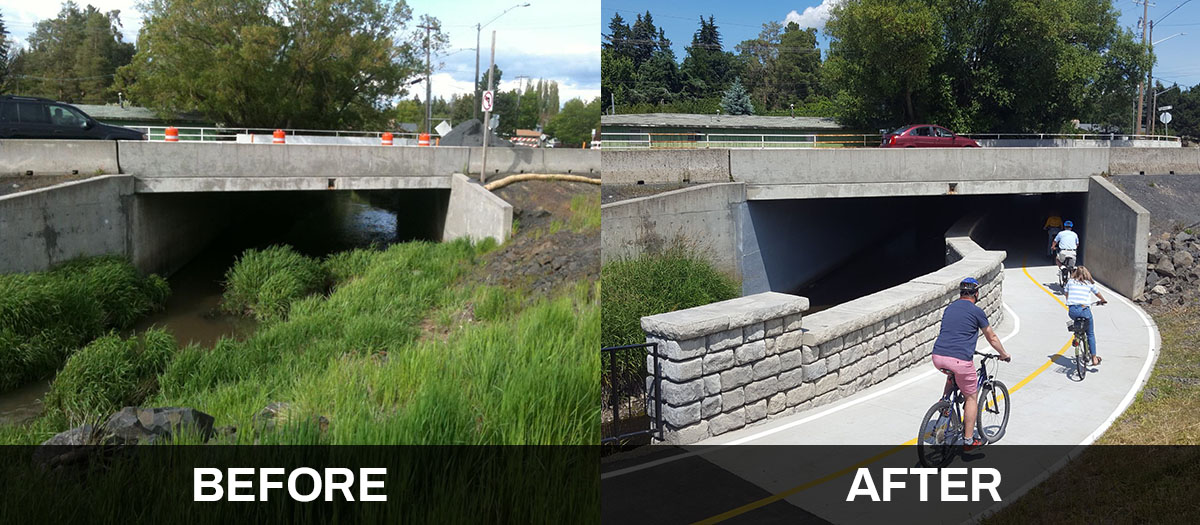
left=976, top=381, right=1010, bottom=443
left=1074, top=336, right=1087, bottom=380
left=917, top=400, right=959, bottom=467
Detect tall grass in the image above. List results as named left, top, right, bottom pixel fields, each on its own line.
left=43, top=328, right=179, bottom=425
left=221, top=245, right=325, bottom=322
left=600, top=243, right=740, bottom=348
left=0, top=256, right=169, bottom=392
left=569, top=193, right=601, bottom=232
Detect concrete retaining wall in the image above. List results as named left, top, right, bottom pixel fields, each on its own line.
left=129, top=193, right=239, bottom=276
left=0, top=175, right=132, bottom=273
left=119, top=142, right=473, bottom=178
left=1108, top=147, right=1200, bottom=175
left=441, top=173, right=512, bottom=244
left=600, top=183, right=745, bottom=279
left=1083, top=176, right=1149, bottom=298
left=601, top=149, right=730, bottom=185
left=0, top=139, right=119, bottom=176
left=470, top=147, right=600, bottom=177
left=640, top=217, right=1006, bottom=445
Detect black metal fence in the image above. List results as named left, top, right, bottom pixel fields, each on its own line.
left=601, top=342, right=661, bottom=445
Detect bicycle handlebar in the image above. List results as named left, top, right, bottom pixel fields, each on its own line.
left=975, top=351, right=1011, bottom=362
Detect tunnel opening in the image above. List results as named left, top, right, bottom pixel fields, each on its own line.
left=745, top=192, right=1088, bottom=312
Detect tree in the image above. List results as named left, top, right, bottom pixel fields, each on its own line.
left=120, top=0, right=442, bottom=129
left=545, top=97, right=600, bottom=146
left=776, top=23, right=822, bottom=105
left=8, top=2, right=134, bottom=103
left=0, top=11, right=9, bottom=87
left=630, top=49, right=681, bottom=106
left=680, top=16, right=740, bottom=100
left=394, top=98, right=423, bottom=129
left=721, top=78, right=754, bottom=115
left=824, top=0, right=1147, bottom=132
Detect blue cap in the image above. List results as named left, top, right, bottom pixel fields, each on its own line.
left=1064, top=220, right=1073, bottom=227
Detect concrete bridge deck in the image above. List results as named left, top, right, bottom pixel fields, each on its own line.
left=601, top=253, right=1159, bottom=524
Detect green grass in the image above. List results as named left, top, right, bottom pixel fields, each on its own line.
left=569, top=193, right=601, bottom=232
left=985, top=304, right=1200, bottom=523
left=3, top=239, right=598, bottom=446
left=221, top=245, right=326, bottom=322
left=600, top=243, right=740, bottom=348
left=0, top=256, right=169, bottom=392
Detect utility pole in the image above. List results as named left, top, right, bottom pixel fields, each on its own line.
left=1134, top=0, right=1153, bottom=135
left=481, top=30, right=496, bottom=184
left=474, top=24, right=482, bottom=122
left=418, top=22, right=436, bottom=134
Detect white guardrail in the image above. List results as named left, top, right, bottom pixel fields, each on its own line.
left=599, top=132, right=1182, bottom=150
left=123, top=125, right=423, bottom=143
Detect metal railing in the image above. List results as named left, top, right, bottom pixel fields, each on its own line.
left=601, top=342, right=661, bottom=445
left=600, top=131, right=1183, bottom=150
left=122, top=125, right=423, bottom=142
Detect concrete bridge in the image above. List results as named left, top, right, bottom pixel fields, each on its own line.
left=0, top=139, right=598, bottom=276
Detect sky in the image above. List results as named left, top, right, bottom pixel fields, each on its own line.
left=0, top=0, right=601, bottom=105
left=601, top=0, right=1200, bottom=89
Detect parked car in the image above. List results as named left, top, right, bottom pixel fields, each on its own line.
left=881, top=125, right=979, bottom=148
left=0, top=95, right=146, bottom=140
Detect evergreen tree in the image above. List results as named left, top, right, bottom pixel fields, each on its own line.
left=681, top=16, right=740, bottom=100
left=721, top=78, right=754, bottom=115
left=14, top=3, right=135, bottom=103
left=0, top=11, right=8, bottom=87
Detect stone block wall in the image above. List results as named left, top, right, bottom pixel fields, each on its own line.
left=639, top=227, right=1006, bottom=445
left=639, top=293, right=809, bottom=444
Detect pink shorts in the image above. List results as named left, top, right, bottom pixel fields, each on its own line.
left=932, top=354, right=978, bottom=395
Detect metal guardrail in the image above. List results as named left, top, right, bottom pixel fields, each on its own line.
left=600, top=131, right=1182, bottom=150
left=122, top=125, right=423, bottom=142
left=601, top=342, right=661, bottom=445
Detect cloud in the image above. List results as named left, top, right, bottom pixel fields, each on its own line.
left=784, top=0, right=843, bottom=30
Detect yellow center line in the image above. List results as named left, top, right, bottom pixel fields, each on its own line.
left=691, top=258, right=1075, bottom=524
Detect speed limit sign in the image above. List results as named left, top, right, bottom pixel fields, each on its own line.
left=481, top=90, right=494, bottom=112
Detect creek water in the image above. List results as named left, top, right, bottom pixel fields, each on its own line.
left=0, top=192, right=403, bottom=425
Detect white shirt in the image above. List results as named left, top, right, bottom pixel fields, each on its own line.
left=1054, top=230, right=1079, bottom=250
left=1065, top=279, right=1100, bottom=306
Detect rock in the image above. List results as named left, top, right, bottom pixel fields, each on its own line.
left=1148, top=252, right=1160, bottom=265
left=1175, top=232, right=1193, bottom=244
left=1158, top=240, right=1172, bottom=252
left=1148, top=242, right=1160, bottom=257
left=33, top=425, right=98, bottom=467
left=104, top=406, right=216, bottom=444
left=1146, top=272, right=1160, bottom=287
left=1152, top=285, right=1168, bottom=295
left=1157, top=258, right=1177, bottom=278
left=1173, top=250, right=1194, bottom=269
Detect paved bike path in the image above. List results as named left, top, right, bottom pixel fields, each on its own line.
left=602, top=257, right=1160, bottom=524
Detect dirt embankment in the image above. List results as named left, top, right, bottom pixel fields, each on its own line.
left=1111, top=174, right=1200, bottom=311
left=473, top=179, right=599, bottom=298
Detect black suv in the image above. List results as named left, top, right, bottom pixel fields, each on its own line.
left=0, top=95, right=146, bottom=140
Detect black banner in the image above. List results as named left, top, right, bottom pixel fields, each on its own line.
left=0, top=445, right=598, bottom=524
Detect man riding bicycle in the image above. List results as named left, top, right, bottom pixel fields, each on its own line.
left=1052, top=220, right=1080, bottom=271
left=931, top=278, right=1012, bottom=451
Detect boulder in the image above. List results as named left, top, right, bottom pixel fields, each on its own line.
left=1146, top=271, right=1160, bottom=287
left=104, top=407, right=215, bottom=444
left=1173, top=250, right=1194, bottom=269
left=33, top=425, right=98, bottom=467
left=1175, top=232, right=1193, bottom=244
left=1147, top=252, right=1160, bottom=265
left=1152, top=285, right=1168, bottom=295
left=1157, top=240, right=1172, bottom=252
left=1157, top=258, right=1177, bottom=278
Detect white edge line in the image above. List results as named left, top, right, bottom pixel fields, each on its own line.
left=602, top=301, right=1022, bottom=480
left=968, top=283, right=1161, bottom=525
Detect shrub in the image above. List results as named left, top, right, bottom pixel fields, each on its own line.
left=0, top=257, right=170, bottom=391
left=322, top=249, right=377, bottom=286
left=600, top=244, right=740, bottom=348
left=222, top=245, right=325, bottom=322
left=44, top=328, right=178, bottom=423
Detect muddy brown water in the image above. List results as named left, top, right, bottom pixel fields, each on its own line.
left=0, top=192, right=404, bottom=425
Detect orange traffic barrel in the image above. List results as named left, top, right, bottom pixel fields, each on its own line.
left=381, top=132, right=393, bottom=146
left=273, top=129, right=286, bottom=144
left=165, top=127, right=179, bottom=142
left=418, top=133, right=430, bottom=147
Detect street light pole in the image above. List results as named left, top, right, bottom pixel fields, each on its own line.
left=1135, top=0, right=1149, bottom=135
left=482, top=30, right=496, bottom=184
left=473, top=3, right=530, bottom=122
left=418, top=22, right=436, bottom=134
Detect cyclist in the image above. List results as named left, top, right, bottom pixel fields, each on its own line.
left=1064, top=265, right=1107, bottom=366
left=931, top=278, right=1012, bottom=451
left=1052, top=220, right=1080, bottom=271
left=1043, top=213, right=1064, bottom=258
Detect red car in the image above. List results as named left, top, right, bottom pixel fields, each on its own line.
left=881, top=125, right=979, bottom=148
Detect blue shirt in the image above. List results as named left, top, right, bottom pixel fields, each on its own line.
left=932, top=299, right=990, bottom=361
left=1065, top=279, right=1100, bottom=306
left=1054, top=230, right=1079, bottom=250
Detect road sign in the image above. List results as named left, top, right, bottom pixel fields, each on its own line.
left=1159, top=105, right=1173, bottom=111
left=1160, top=112, right=1172, bottom=125
left=481, top=90, right=494, bottom=112
left=435, top=120, right=451, bottom=137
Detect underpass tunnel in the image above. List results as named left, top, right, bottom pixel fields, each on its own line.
left=745, top=192, right=1089, bottom=312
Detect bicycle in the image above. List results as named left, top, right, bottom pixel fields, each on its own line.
left=916, top=352, right=1011, bottom=467
left=1067, top=300, right=1105, bottom=380
left=1058, top=252, right=1077, bottom=290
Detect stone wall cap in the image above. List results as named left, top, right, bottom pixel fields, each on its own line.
left=641, top=292, right=809, bottom=340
